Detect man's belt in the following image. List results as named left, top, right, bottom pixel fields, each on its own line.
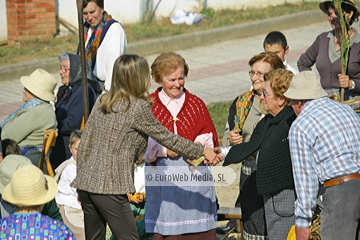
left=324, top=173, right=360, bottom=188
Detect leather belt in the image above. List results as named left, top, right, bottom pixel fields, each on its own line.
left=324, top=173, right=360, bottom=188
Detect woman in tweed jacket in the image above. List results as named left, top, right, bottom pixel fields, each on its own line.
left=71, top=54, right=219, bottom=240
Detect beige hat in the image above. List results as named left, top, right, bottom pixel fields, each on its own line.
left=284, top=71, right=328, bottom=100
left=2, top=165, right=58, bottom=206
left=0, top=155, right=32, bottom=193
left=319, top=0, right=360, bottom=19
left=20, top=68, right=57, bottom=102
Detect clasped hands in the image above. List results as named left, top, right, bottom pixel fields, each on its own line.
left=167, top=144, right=223, bottom=166
left=202, top=147, right=223, bottom=166
left=168, top=148, right=223, bottom=166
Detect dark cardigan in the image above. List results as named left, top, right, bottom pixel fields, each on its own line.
left=224, top=107, right=296, bottom=195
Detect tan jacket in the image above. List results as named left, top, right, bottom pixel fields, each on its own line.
left=72, top=96, right=203, bottom=194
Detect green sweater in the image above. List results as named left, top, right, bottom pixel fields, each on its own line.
left=1, top=103, right=57, bottom=165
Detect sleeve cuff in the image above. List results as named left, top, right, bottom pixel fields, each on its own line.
left=350, top=80, right=355, bottom=91
left=160, top=146, right=167, bottom=157
left=295, top=216, right=312, bottom=228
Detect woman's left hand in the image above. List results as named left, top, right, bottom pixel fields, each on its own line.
left=338, top=74, right=351, bottom=88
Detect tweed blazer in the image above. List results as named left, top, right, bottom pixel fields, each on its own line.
left=72, top=95, right=204, bottom=194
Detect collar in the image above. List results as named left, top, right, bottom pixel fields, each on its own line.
left=327, top=28, right=360, bottom=44
left=158, top=88, right=185, bottom=107
left=267, top=106, right=294, bottom=125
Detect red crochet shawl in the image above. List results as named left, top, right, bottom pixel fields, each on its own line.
left=150, top=88, right=219, bottom=147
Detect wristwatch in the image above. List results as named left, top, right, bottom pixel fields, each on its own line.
left=350, top=80, right=355, bottom=91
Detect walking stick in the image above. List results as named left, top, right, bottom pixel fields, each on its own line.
left=333, top=0, right=351, bottom=102
left=76, top=0, right=90, bottom=123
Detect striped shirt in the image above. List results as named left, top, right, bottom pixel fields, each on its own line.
left=289, top=97, right=360, bottom=228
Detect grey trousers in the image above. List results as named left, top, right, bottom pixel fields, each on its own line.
left=263, top=189, right=295, bottom=240
left=78, top=190, right=139, bottom=240
left=318, top=178, right=360, bottom=240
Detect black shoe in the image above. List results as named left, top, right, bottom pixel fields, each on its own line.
left=216, top=225, right=232, bottom=234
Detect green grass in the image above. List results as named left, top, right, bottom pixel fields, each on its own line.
left=207, top=100, right=233, bottom=145
left=0, top=1, right=321, bottom=66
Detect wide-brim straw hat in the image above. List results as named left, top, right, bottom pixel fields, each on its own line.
left=20, top=68, right=57, bottom=102
left=319, top=0, right=360, bottom=19
left=284, top=71, right=328, bottom=100
left=0, top=155, right=32, bottom=193
left=2, top=165, right=58, bottom=206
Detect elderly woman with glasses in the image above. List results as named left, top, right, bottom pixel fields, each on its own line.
left=221, top=69, right=297, bottom=239
left=218, top=52, right=285, bottom=239
left=0, top=69, right=57, bottom=166
left=50, top=52, right=100, bottom=169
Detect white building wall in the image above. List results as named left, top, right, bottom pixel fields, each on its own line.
left=56, top=0, right=309, bottom=27
left=0, top=0, right=319, bottom=41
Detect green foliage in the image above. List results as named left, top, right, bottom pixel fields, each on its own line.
left=207, top=100, right=233, bottom=144
left=332, top=0, right=351, bottom=75
left=200, top=8, right=215, bottom=17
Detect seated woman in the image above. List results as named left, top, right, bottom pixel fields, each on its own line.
left=50, top=52, right=100, bottom=169
left=0, top=69, right=57, bottom=166
left=0, top=165, right=74, bottom=239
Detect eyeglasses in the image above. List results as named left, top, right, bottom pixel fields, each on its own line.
left=57, top=67, right=70, bottom=72
left=249, top=71, right=265, bottom=78
left=262, top=88, right=273, bottom=98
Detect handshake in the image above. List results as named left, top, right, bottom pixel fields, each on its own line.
left=187, top=147, right=231, bottom=166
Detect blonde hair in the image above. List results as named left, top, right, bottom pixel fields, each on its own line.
left=100, top=54, right=151, bottom=113
left=264, top=69, right=294, bottom=107
left=248, top=52, right=285, bottom=70
left=69, top=130, right=82, bottom=145
left=151, top=52, right=189, bottom=84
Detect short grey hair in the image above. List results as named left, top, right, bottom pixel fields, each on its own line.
left=58, top=52, right=70, bottom=63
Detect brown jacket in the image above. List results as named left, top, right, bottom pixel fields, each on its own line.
left=72, top=96, right=204, bottom=194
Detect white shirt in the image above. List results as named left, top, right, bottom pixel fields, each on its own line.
left=85, top=22, right=127, bottom=90
left=284, top=60, right=299, bottom=74
left=55, top=158, right=81, bottom=209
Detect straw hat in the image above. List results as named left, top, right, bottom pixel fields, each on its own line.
left=284, top=71, right=327, bottom=100
left=0, top=155, right=32, bottom=193
left=319, top=0, right=360, bottom=19
left=20, top=68, right=57, bottom=102
left=2, top=165, right=58, bottom=206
